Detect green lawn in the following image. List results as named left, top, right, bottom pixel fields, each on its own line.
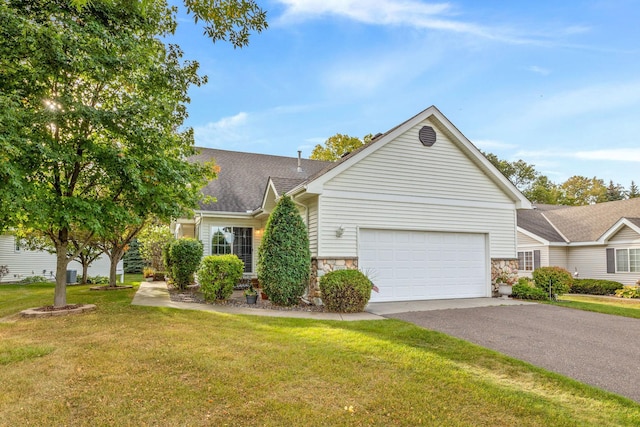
left=554, top=294, right=640, bottom=319
left=1, top=282, right=639, bottom=426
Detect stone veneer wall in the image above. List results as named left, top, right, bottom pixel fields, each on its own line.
left=490, top=258, right=519, bottom=296
left=309, top=257, right=358, bottom=298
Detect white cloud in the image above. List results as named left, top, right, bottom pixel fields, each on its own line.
left=274, top=0, right=559, bottom=44
left=193, top=112, right=250, bottom=147
left=515, top=148, right=640, bottom=163
left=526, top=65, right=550, bottom=76
left=472, top=139, right=517, bottom=150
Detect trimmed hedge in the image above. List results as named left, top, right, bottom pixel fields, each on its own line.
left=198, top=255, right=244, bottom=301
left=512, top=283, right=548, bottom=301
left=615, top=286, right=640, bottom=298
left=168, top=238, right=203, bottom=290
left=532, top=266, right=573, bottom=296
left=571, top=278, right=624, bottom=295
left=320, top=270, right=372, bottom=313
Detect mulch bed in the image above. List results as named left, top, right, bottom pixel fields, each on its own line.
left=20, top=304, right=97, bottom=318
left=168, top=286, right=327, bottom=313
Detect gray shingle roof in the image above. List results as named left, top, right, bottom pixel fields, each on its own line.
left=190, top=148, right=332, bottom=212
left=519, top=198, right=640, bottom=243
left=517, top=209, right=566, bottom=242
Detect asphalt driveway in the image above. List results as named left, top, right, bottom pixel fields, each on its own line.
left=388, top=304, right=640, bottom=403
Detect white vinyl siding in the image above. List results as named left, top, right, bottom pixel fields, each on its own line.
left=325, top=117, right=514, bottom=205
left=608, top=225, right=640, bottom=244
left=318, top=195, right=515, bottom=259
left=567, top=245, right=640, bottom=285
left=307, top=197, right=319, bottom=257
left=549, top=247, right=568, bottom=268
left=0, top=234, right=114, bottom=282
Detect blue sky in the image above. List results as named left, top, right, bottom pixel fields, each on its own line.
left=168, top=0, right=640, bottom=187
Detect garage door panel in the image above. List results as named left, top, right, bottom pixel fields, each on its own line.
left=360, top=229, right=488, bottom=302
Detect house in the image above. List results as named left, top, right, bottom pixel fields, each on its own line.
left=0, top=234, right=116, bottom=283
left=176, top=106, right=531, bottom=302
left=517, top=198, right=640, bottom=285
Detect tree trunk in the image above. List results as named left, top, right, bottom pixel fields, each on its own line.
left=54, top=241, right=70, bottom=307
left=109, top=248, right=123, bottom=287
left=81, top=259, right=89, bottom=284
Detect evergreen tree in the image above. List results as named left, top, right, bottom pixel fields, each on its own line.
left=123, top=238, right=144, bottom=274
left=257, top=195, right=310, bottom=306
left=629, top=181, right=640, bottom=199
left=606, top=180, right=626, bottom=201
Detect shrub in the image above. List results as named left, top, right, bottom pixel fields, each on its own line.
left=86, top=275, right=109, bottom=285
left=571, top=278, right=624, bottom=295
left=138, top=225, right=174, bottom=271
left=143, top=267, right=155, bottom=278
left=168, top=238, right=203, bottom=290
left=532, top=266, right=573, bottom=297
left=0, top=265, right=9, bottom=282
left=18, top=276, right=49, bottom=284
left=512, top=283, right=549, bottom=301
left=615, top=286, right=640, bottom=298
left=198, top=255, right=244, bottom=301
left=257, top=195, right=311, bottom=306
left=320, top=270, right=372, bottom=313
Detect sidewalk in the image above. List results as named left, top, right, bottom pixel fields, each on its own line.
left=131, top=281, right=384, bottom=321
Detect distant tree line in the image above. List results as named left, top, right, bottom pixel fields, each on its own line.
left=483, top=152, right=639, bottom=205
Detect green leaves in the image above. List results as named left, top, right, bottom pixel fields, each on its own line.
left=257, top=195, right=311, bottom=306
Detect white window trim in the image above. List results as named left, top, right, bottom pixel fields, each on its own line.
left=615, top=248, right=640, bottom=273
left=517, top=250, right=534, bottom=271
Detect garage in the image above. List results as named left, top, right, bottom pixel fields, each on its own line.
left=359, top=229, right=488, bottom=302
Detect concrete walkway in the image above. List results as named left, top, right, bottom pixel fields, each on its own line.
left=132, top=281, right=383, bottom=321
left=133, top=281, right=535, bottom=320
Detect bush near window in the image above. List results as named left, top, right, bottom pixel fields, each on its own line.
left=198, top=255, right=244, bottom=301
left=257, top=195, right=311, bottom=306
left=320, top=270, right=372, bottom=313
left=615, top=286, right=640, bottom=299
left=168, top=238, right=203, bottom=290
left=532, top=266, right=573, bottom=297
left=571, top=278, right=624, bottom=295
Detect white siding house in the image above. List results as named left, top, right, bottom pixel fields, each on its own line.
left=0, top=234, right=116, bottom=283
left=177, top=106, right=531, bottom=302
left=517, top=201, right=640, bottom=285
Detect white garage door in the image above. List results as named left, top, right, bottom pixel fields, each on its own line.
left=359, top=229, right=488, bottom=302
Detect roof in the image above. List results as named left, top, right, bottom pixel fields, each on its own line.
left=191, top=148, right=331, bottom=213
left=191, top=106, right=532, bottom=214
left=518, top=198, right=640, bottom=243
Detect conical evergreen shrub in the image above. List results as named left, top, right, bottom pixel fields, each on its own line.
left=257, top=195, right=310, bottom=306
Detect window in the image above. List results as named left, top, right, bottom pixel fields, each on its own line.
left=211, top=226, right=253, bottom=273
left=615, top=248, right=640, bottom=272
left=518, top=251, right=533, bottom=271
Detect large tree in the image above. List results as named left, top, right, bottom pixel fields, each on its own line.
left=483, top=152, right=539, bottom=196
left=560, top=176, right=607, bottom=206
left=310, top=133, right=373, bottom=161
left=1, top=0, right=223, bottom=306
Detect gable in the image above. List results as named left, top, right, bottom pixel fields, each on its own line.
left=608, top=224, right=640, bottom=243
left=324, top=117, right=514, bottom=204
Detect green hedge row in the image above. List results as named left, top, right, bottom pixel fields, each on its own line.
left=570, top=278, right=624, bottom=295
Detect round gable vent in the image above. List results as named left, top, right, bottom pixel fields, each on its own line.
left=419, top=126, right=436, bottom=147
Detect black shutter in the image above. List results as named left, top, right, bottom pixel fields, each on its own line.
left=533, top=250, right=541, bottom=270
left=606, top=248, right=615, bottom=273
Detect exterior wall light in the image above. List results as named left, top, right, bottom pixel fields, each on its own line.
left=335, top=225, right=345, bottom=238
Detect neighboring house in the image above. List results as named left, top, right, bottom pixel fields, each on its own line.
left=176, top=106, right=531, bottom=302
left=0, top=234, right=117, bottom=282
left=517, top=199, right=640, bottom=285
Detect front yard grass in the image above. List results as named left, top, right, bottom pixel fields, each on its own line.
left=0, top=283, right=639, bottom=426
left=554, top=294, right=640, bottom=319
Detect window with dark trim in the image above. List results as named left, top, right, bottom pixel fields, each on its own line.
left=211, top=226, right=253, bottom=273
left=518, top=251, right=533, bottom=271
